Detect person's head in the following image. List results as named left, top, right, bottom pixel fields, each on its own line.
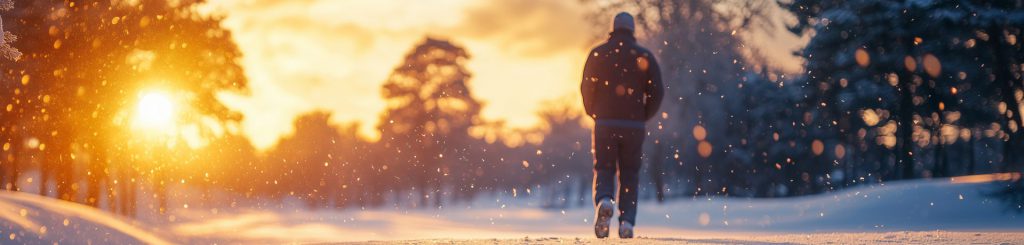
left=612, top=12, right=635, bottom=33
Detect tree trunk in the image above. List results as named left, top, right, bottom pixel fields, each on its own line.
left=897, top=81, right=915, bottom=180
left=155, top=167, right=168, bottom=215
left=693, top=163, right=704, bottom=196
left=127, top=179, right=137, bottom=217
left=40, top=154, right=50, bottom=197
left=7, top=142, right=16, bottom=191
left=933, top=140, right=945, bottom=177
left=880, top=146, right=892, bottom=180
left=968, top=130, right=977, bottom=175
left=577, top=178, right=588, bottom=207
left=48, top=140, right=75, bottom=202
left=3, top=133, right=20, bottom=191
left=561, top=181, right=572, bottom=208
left=117, top=160, right=138, bottom=217
left=897, top=39, right=917, bottom=180
left=86, top=148, right=108, bottom=207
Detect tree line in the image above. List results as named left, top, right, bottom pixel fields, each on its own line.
left=0, top=0, right=594, bottom=214
left=598, top=0, right=1023, bottom=200
left=1, top=0, right=1023, bottom=218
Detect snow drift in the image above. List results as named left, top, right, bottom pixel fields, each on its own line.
left=0, top=191, right=170, bottom=245
left=0, top=174, right=1021, bottom=244
left=170, top=174, right=1024, bottom=243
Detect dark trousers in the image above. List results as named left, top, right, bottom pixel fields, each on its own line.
left=592, top=125, right=644, bottom=225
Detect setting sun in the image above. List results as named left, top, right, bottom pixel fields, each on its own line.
left=134, top=91, right=176, bottom=131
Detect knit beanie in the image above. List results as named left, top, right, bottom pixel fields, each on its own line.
left=613, top=12, right=634, bottom=32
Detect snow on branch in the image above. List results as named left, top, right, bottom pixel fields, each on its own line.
left=1, top=0, right=21, bottom=61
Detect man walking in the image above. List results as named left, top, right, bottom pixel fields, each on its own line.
left=581, top=12, right=663, bottom=239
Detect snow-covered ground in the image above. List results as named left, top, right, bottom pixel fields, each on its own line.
left=0, top=191, right=171, bottom=244
left=360, top=232, right=1024, bottom=244
left=2, top=174, right=1023, bottom=244
left=167, top=173, right=1024, bottom=243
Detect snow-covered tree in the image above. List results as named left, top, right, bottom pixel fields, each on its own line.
left=797, top=0, right=1024, bottom=182
left=730, top=71, right=823, bottom=196
left=0, top=0, right=19, bottom=60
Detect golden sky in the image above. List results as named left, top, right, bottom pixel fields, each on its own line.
left=201, top=0, right=804, bottom=150
left=204, top=0, right=599, bottom=149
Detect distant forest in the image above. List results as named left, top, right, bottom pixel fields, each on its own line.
left=1, top=0, right=1023, bottom=217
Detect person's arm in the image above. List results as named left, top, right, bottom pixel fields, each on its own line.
left=581, top=50, right=597, bottom=119
left=644, top=52, right=664, bottom=121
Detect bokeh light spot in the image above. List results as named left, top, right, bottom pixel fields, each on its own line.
left=923, top=53, right=941, bottom=78
left=855, top=48, right=870, bottom=67
left=693, top=125, right=707, bottom=141
left=697, top=141, right=713, bottom=158
left=811, top=139, right=825, bottom=156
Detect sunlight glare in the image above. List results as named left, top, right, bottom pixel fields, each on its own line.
left=134, top=91, right=176, bottom=131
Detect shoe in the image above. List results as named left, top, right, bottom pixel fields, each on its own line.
left=619, top=221, right=634, bottom=238
left=594, top=198, right=614, bottom=238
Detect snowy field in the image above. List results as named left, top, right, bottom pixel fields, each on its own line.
left=0, top=191, right=171, bottom=244
left=359, top=232, right=1024, bottom=245
left=2, top=174, right=1023, bottom=244
left=352, top=231, right=1024, bottom=245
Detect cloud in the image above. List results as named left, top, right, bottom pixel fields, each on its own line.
left=455, top=0, right=595, bottom=58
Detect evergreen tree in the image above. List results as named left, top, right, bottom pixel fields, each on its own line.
left=797, top=0, right=1024, bottom=182
left=533, top=99, right=591, bottom=207
left=2, top=0, right=246, bottom=209
left=268, top=112, right=343, bottom=208
left=378, top=37, right=483, bottom=208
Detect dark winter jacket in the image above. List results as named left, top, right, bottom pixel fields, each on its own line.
left=581, top=30, right=664, bottom=127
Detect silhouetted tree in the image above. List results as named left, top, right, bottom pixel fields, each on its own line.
left=532, top=99, right=591, bottom=208
left=0, top=0, right=23, bottom=189
left=268, top=112, right=344, bottom=208
left=378, top=37, right=482, bottom=208
left=2, top=0, right=246, bottom=211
